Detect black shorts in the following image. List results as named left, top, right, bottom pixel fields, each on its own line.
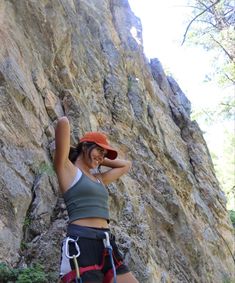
left=60, top=225, right=129, bottom=283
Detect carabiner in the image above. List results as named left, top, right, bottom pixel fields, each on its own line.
left=65, top=237, right=80, bottom=259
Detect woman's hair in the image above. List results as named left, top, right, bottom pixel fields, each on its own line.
left=69, top=142, right=97, bottom=164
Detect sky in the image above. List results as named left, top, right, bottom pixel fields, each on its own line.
left=128, top=0, right=234, bottom=209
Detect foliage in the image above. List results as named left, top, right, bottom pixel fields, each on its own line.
left=0, top=263, right=50, bottom=283
left=20, top=241, right=28, bottom=251
left=23, top=216, right=32, bottom=228
left=229, top=210, right=235, bottom=228
left=183, top=0, right=235, bottom=87
left=16, top=265, right=47, bottom=283
left=223, top=277, right=235, bottom=283
left=191, top=91, right=235, bottom=127
left=0, top=263, right=19, bottom=282
left=218, top=92, right=235, bottom=120
left=38, top=161, right=55, bottom=176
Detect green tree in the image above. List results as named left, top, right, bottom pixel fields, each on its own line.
left=182, top=0, right=235, bottom=87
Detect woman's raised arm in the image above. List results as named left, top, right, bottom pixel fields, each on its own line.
left=98, top=158, right=132, bottom=185
left=54, top=116, right=71, bottom=172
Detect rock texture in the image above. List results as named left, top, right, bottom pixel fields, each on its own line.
left=0, top=0, right=234, bottom=282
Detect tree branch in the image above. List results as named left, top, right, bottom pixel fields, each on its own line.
left=198, top=0, right=210, bottom=11
left=220, top=100, right=235, bottom=106
left=197, top=19, right=218, bottom=29
left=223, top=73, right=235, bottom=84
left=224, top=8, right=234, bottom=17
left=209, top=34, right=234, bottom=61
left=181, top=0, right=221, bottom=45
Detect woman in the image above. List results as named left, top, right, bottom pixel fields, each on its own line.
left=54, top=116, right=139, bottom=283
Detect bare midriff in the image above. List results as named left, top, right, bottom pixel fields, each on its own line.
left=71, top=217, right=109, bottom=229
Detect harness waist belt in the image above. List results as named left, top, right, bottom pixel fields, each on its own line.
left=67, top=224, right=113, bottom=240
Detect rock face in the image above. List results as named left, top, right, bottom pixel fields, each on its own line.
left=0, top=0, right=234, bottom=282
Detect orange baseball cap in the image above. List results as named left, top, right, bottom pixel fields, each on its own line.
left=79, top=132, right=118, bottom=160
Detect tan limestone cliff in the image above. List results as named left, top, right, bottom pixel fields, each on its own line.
left=0, top=0, right=234, bottom=282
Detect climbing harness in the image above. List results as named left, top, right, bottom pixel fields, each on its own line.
left=61, top=225, right=121, bottom=283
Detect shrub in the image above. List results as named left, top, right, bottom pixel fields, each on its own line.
left=0, top=262, right=48, bottom=283
left=16, top=264, right=47, bottom=283
left=229, top=210, right=235, bottom=228
left=0, top=262, right=19, bottom=282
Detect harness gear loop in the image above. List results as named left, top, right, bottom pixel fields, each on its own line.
left=73, top=255, right=81, bottom=283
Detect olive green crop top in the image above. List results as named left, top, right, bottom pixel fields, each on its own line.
left=63, top=169, right=109, bottom=223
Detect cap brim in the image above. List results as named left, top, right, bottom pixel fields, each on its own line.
left=96, top=143, right=118, bottom=160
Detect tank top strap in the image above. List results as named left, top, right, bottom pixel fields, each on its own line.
left=68, top=168, right=82, bottom=189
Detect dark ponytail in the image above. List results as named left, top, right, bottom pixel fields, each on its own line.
left=69, top=143, right=82, bottom=164
left=69, top=142, right=97, bottom=164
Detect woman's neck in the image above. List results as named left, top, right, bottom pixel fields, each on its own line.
left=75, top=158, right=90, bottom=174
